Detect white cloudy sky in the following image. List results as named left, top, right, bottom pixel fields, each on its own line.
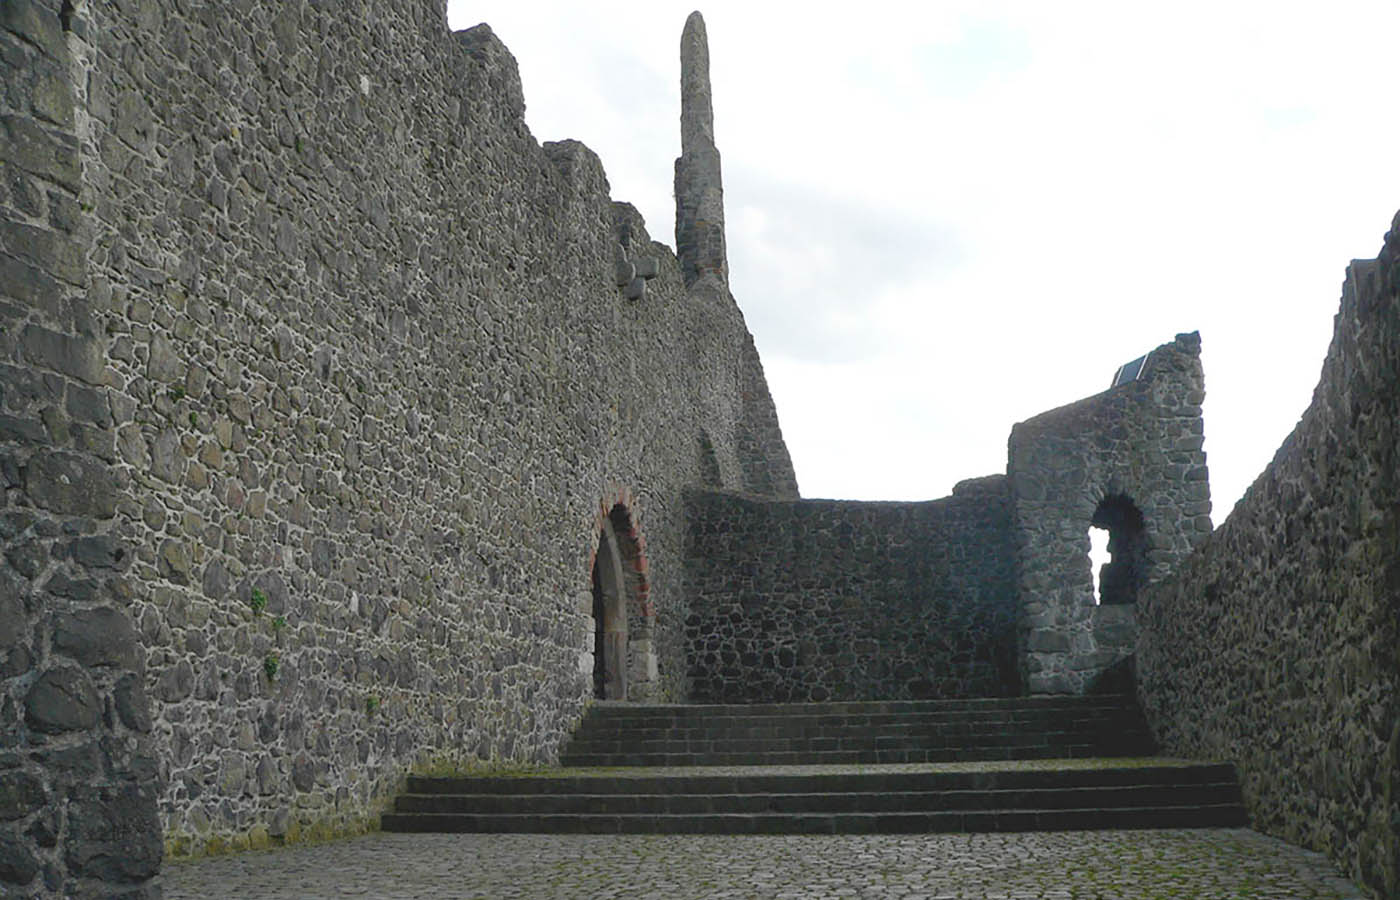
left=446, top=1, right=1400, bottom=524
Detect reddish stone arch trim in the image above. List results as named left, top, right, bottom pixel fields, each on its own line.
left=589, top=487, right=651, bottom=619
left=586, top=487, right=659, bottom=700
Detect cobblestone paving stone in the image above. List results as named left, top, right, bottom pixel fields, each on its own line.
left=163, top=828, right=1367, bottom=899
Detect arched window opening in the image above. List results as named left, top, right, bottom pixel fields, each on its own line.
left=1090, top=494, right=1148, bottom=605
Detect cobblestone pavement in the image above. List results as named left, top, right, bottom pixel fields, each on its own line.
left=163, top=828, right=1367, bottom=899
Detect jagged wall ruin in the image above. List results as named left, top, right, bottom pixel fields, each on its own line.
left=1, top=0, right=796, bottom=887
left=1007, top=333, right=1213, bottom=694
left=1137, top=234, right=1400, bottom=899
left=684, top=477, right=1019, bottom=703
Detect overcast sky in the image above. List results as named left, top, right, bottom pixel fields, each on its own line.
left=446, top=1, right=1400, bottom=525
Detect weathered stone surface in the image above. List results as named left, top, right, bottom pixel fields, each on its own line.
left=0, top=770, right=46, bottom=821
left=0, top=833, right=40, bottom=886
left=114, top=674, right=153, bottom=733
left=1139, top=244, right=1400, bottom=900
left=53, top=606, right=139, bottom=669
left=20, top=324, right=103, bottom=384
left=69, top=535, right=128, bottom=570
left=23, top=451, right=117, bottom=518
left=685, top=476, right=1018, bottom=702
left=63, top=783, right=163, bottom=883
left=0, top=592, right=24, bottom=651
left=24, top=667, right=101, bottom=734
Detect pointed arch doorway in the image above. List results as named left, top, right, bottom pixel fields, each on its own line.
left=592, top=515, right=628, bottom=700
left=589, top=502, right=656, bottom=701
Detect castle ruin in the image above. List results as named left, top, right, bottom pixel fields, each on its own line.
left=0, top=2, right=1396, bottom=898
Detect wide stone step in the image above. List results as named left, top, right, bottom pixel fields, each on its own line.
left=394, top=782, right=1239, bottom=816
left=404, top=762, right=1238, bottom=796
left=580, top=697, right=1141, bottom=721
left=563, top=729, right=1151, bottom=753
left=381, top=803, right=1249, bottom=835
left=569, top=715, right=1143, bottom=740
left=558, top=745, right=1141, bottom=767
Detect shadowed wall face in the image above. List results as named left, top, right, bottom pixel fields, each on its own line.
left=0, top=3, right=163, bottom=897
left=2, top=0, right=796, bottom=866
left=684, top=477, right=1020, bottom=703
left=1137, top=242, right=1400, bottom=899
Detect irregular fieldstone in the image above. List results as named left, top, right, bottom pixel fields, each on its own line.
left=0, top=833, right=40, bottom=886
left=70, top=534, right=129, bottom=570
left=24, top=666, right=100, bottom=733
left=0, top=593, right=24, bottom=651
left=0, top=770, right=46, bottom=821
left=52, top=606, right=139, bottom=669
left=113, top=673, right=153, bottom=733
left=23, top=450, right=118, bottom=518
left=63, top=782, right=162, bottom=883
left=153, top=659, right=194, bottom=703
left=20, top=324, right=103, bottom=384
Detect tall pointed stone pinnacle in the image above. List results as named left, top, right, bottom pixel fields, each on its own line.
left=675, top=11, right=727, bottom=289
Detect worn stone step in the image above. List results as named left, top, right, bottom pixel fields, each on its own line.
left=581, top=697, right=1140, bottom=721
left=569, top=717, right=1144, bottom=743
left=381, top=803, right=1249, bottom=834
left=394, top=782, right=1241, bottom=816
left=406, top=762, right=1239, bottom=796
left=563, top=729, right=1151, bottom=753
left=557, top=745, right=1124, bottom=767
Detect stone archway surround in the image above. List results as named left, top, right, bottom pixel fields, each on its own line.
left=585, top=490, right=656, bottom=701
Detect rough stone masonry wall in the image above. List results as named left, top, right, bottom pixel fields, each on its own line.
left=1137, top=228, right=1400, bottom=899
left=684, top=476, right=1019, bottom=702
left=0, top=3, right=163, bottom=897
left=1, top=0, right=796, bottom=867
left=1007, top=333, right=1212, bottom=694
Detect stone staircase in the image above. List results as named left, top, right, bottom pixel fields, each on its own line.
left=382, top=695, right=1248, bottom=834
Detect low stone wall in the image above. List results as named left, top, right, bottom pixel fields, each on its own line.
left=684, top=477, right=1019, bottom=702
left=1137, top=225, right=1400, bottom=898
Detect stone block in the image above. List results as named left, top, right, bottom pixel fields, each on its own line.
left=0, top=833, right=39, bottom=886
left=21, top=324, right=103, bottom=385
left=0, top=770, right=45, bottom=821
left=52, top=606, right=139, bottom=669
left=62, top=782, right=162, bottom=884
left=0, top=115, right=80, bottom=192
left=23, top=450, right=116, bottom=518
left=0, top=0, right=65, bottom=59
left=24, top=666, right=100, bottom=733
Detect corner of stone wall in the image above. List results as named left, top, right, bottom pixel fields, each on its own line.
left=1, top=2, right=163, bottom=895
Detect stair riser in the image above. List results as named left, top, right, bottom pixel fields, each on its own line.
left=581, top=698, right=1141, bottom=719
left=563, top=733, right=1152, bottom=755
left=579, top=712, right=1143, bottom=731
left=381, top=804, right=1250, bottom=835
left=559, top=746, right=1123, bottom=767
left=407, top=765, right=1238, bottom=797
left=571, top=723, right=1147, bottom=743
left=396, top=784, right=1243, bottom=816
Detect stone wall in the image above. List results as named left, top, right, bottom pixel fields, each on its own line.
left=684, top=476, right=1019, bottom=702
left=3, top=0, right=795, bottom=870
left=0, top=2, right=163, bottom=896
left=1137, top=230, right=1400, bottom=898
left=1007, top=333, right=1212, bottom=694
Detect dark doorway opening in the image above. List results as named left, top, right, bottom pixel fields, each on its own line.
left=591, top=517, right=628, bottom=700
